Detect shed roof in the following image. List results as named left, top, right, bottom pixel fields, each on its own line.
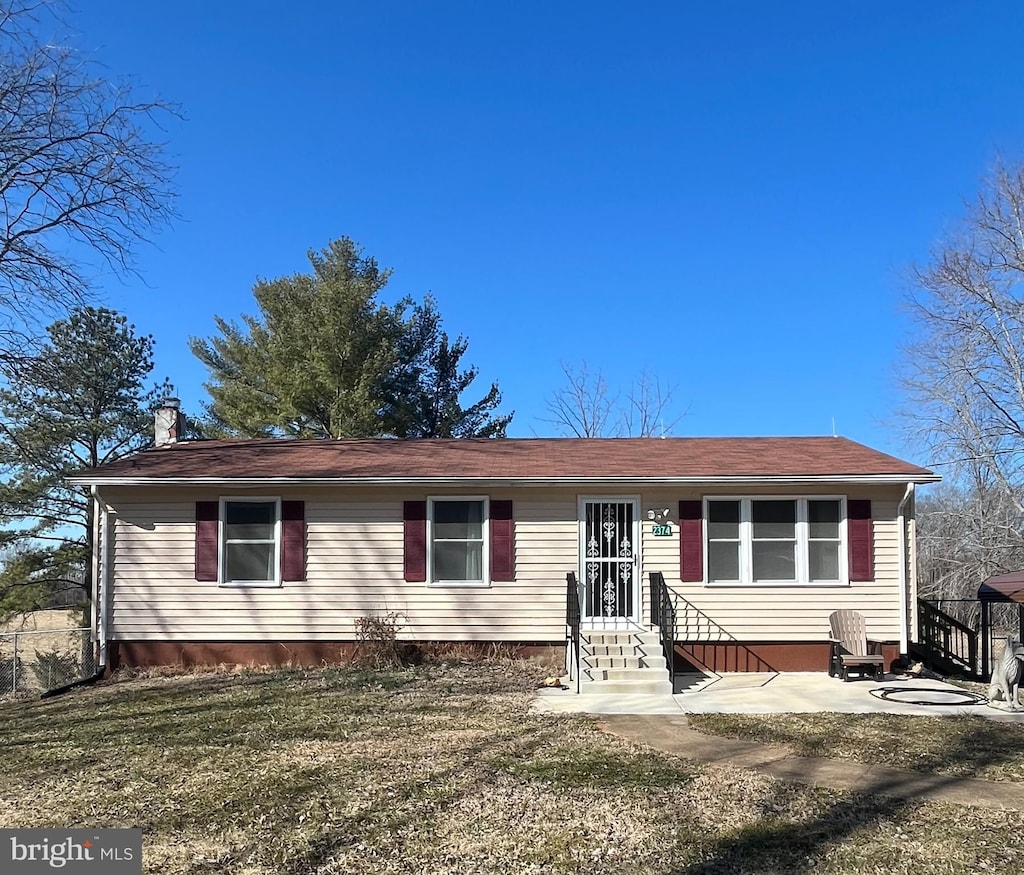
left=74, top=436, right=938, bottom=486
left=978, top=571, right=1024, bottom=603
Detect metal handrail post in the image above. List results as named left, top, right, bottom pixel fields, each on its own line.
left=566, top=572, right=582, bottom=694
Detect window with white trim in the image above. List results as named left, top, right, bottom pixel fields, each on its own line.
left=706, top=497, right=845, bottom=584
left=221, top=498, right=281, bottom=586
left=807, top=499, right=842, bottom=581
left=428, top=497, right=488, bottom=585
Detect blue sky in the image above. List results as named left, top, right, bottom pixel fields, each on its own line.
left=64, top=2, right=1024, bottom=463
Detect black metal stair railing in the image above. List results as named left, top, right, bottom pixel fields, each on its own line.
left=566, top=572, right=582, bottom=694
left=916, top=598, right=980, bottom=679
left=649, top=571, right=676, bottom=691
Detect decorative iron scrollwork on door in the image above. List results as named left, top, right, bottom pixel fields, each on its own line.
left=583, top=501, right=636, bottom=619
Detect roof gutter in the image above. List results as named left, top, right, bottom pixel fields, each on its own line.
left=70, top=473, right=942, bottom=488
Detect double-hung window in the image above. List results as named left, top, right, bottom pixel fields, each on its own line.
left=221, top=498, right=281, bottom=586
left=706, top=497, right=845, bottom=584
left=807, top=499, right=843, bottom=581
left=428, top=497, right=488, bottom=586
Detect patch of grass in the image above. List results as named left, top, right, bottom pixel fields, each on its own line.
left=488, top=745, right=694, bottom=789
left=318, top=665, right=423, bottom=692
left=689, top=711, right=1024, bottom=782
left=2, top=664, right=1024, bottom=873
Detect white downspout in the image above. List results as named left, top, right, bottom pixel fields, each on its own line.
left=897, top=482, right=915, bottom=658
left=39, top=487, right=110, bottom=697
left=91, top=485, right=110, bottom=669
left=90, top=486, right=100, bottom=649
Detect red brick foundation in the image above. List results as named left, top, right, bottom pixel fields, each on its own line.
left=106, top=639, right=903, bottom=674
left=676, top=641, right=903, bottom=674
left=108, top=640, right=566, bottom=669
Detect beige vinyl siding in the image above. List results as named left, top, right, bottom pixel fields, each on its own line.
left=105, top=487, right=576, bottom=642
left=640, top=486, right=908, bottom=642
left=102, top=483, right=912, bottom=645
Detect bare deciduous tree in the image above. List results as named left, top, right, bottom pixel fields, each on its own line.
left=902, top=160, right=1024, bottom=602
left=901, top=160, right=1024, bottom=513
left=541, top=361, right=686, bottom=437
left=917, top=483, right=1024, bottom=603
left=622, top=369, right=684, bottom=439
left=542, top=362, right=616, bottom=438
left=0, top=0, right=177, bottom=332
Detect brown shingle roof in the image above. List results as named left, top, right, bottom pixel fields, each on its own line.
left=979, top=571, right=1024, bottom=603
left=77, top=437, right=937, bottom=484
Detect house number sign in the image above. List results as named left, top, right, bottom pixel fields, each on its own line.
left=652, top=524, right=673, bottom=537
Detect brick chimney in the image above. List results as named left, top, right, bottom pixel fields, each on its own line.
left=154, top=397, right=185, bottom=447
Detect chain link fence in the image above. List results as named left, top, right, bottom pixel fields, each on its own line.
left=0, top=628, right=96, bottom=696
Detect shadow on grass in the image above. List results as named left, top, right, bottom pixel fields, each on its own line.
left=667, top=714, right=1024, bottom=873
left=689, top=711, right=1024, bottom=780
left=7, top=666, right=1024, bottom=873
left=672, top=791, right=907, bottom=874
left=0, top=669, right=428, bottom=784
left=275, top=726, right=567, bottom=875
left=0, top=664, right=547, bottom=780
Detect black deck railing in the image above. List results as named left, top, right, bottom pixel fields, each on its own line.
left=649, top=571, right=676, bottom=691
left=566, top=572, right=581, bottom=694
left=916, top=598, right=980, bottom=679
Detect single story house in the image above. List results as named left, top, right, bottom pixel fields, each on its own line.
left=72, top=405, right=938, bottom=679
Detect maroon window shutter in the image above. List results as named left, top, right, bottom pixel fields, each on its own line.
left=281, top=500, right=306, bottom=582
left=679, top=500, right=703, bottom=582
left=404, top=501, right=427, bottom=582
left=195, top=501, right=219, bottom=581
left=490, top=500, right=514, bottom=581
left=848, top=499, right=874, bottom=581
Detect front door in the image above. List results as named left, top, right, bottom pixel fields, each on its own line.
left=579, top=498, right=640, bottom=626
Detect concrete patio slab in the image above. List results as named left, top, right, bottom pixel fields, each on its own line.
left=531, top=672, right=1024, bottom=721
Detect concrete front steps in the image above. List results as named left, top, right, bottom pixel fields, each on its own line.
left=580, top=629, right=673, bottom=695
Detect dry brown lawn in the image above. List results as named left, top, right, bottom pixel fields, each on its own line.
left=688, top=711, right=1024, bottom=783
left=0, top=609, right=85, bottom=656
left=1, top=663, right=1023, bottom=874
left=0, top=609, right=83, bottom=633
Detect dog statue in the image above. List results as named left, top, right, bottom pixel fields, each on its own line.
left=988, top=638, right=1024, bottom=711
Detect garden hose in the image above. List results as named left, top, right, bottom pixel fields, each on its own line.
left=869, top=686, right=988, bottom=707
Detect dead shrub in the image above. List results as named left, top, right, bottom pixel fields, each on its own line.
left=423, top=642, right=564, bottom=672
left=354, top=612, right=407, bottom=669
left=425, top=641, right=484, bottom=664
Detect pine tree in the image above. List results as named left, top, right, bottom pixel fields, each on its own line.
left=0, top=307, right=161, bottom=619
left=389, top=331, right=512, bottom=438
left=191, top=237, right=512, bottom=439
